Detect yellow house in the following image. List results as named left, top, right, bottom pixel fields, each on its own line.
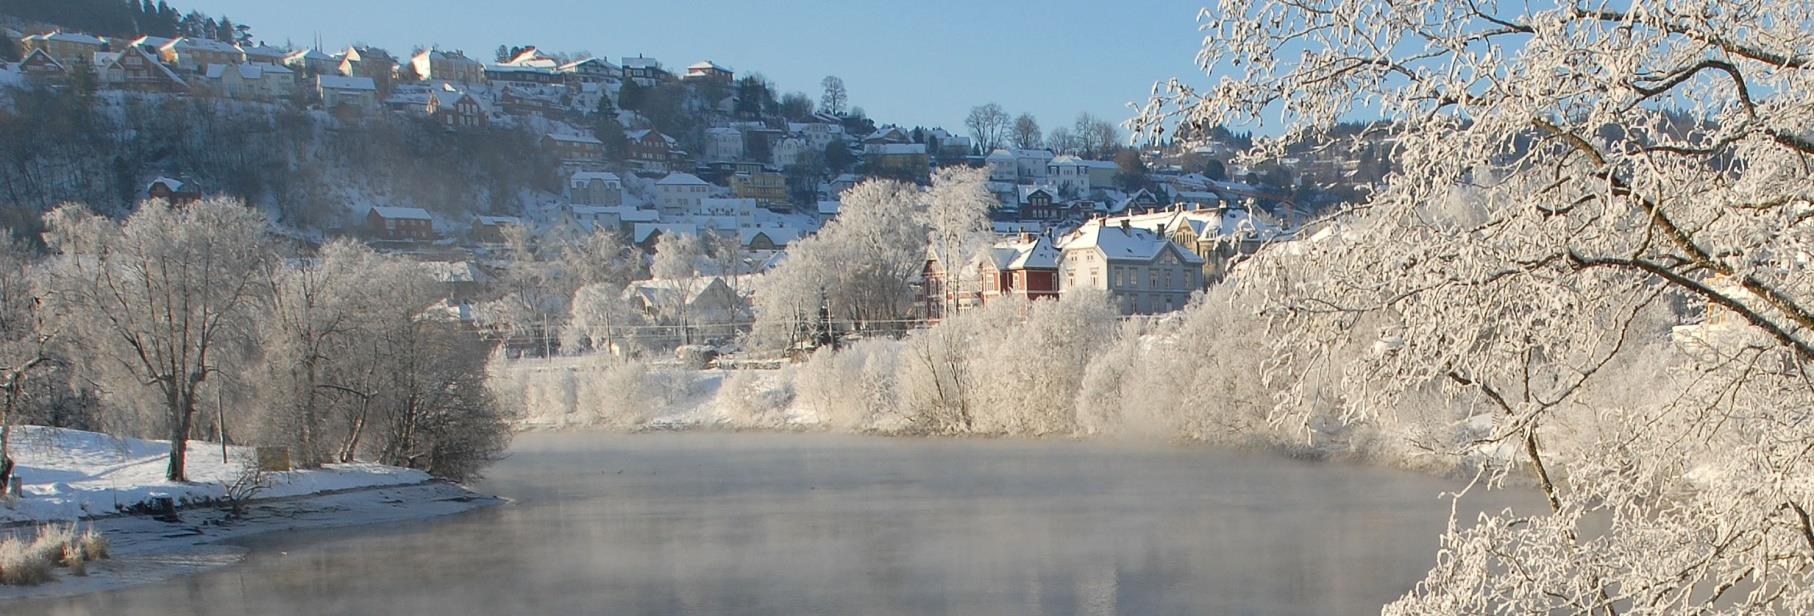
left=730, top=171, right=788, bottom=207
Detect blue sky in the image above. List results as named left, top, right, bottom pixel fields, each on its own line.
left=195, top=0, right=1213, bottom=137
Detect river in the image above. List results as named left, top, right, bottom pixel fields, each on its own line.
left=22, top=431, right=1524, bottom=615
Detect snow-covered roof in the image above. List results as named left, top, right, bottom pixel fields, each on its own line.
left=1017, top=185, right=1058, bottom=201
left=627, top=129, right=676, bottom=144
left=286, top=48, right=336, bottom=62
left=633, top=222, right=697, bottom=244
left=985, top=149, right=1017, bottom=161
left=1058, top=218, right=1204, bottom=264
left=740, top=227, right=800, bottom=247
left=417, top=261, right=491, bottom=284
left=816, top=200, right=840, bottom=216
left=206, top=63, right=286, bottom=80
left=570, top=171, right=622, bottom=185
left=621, top=56, right=662, bottom=69
left=25, top=31, right=104, bottom=45
left=318, top=75, right=376, bottom=91
left=657, top=172, right=709, bottom=186
left=979, top=235, right=1060, bottom=271
left=688, top=60, right=731, bottom=71
left=475, top=215, right=522, bottom=226
left=164, top=36, right=243, bottom=55
left=371, top=206, right=433, bottom=221
left=625, top=276, right=729, bottom=307
left=237, top=44, right=289, bottom=60
left=148, top=177, right=184, bottom=192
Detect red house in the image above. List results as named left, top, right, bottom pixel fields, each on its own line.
left=428, top=87, right=488, bottom=128
left=626, top=129, right=679, bottom=172
left=976, top=234, right=1061, bottom=304
left=367, top=206, right=436, bottom=241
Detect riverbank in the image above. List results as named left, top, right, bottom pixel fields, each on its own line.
left=0, top=427, right=499, bottom=600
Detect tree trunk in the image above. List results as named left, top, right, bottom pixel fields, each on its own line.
left=167, top=390, right=193, bottom=482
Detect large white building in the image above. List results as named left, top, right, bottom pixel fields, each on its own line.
left=656, top=173, right=712, bottom=216
left=1057, top=218, right=1205, bottom=315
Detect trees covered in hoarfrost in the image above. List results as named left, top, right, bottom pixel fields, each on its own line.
left=41, top=199, right=270, bottom=482
left=29, top=198, right=510, bottom=481
left=751, top=179, right=928, bottom=347
left=1137, top=0, right=1814, bottom=612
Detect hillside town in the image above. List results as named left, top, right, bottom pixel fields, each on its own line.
left=0, top=15, right=1394, bottom=356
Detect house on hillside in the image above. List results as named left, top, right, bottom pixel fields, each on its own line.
left=865, top=143, right=930, bottom=182
left=205, top=63, right=295, bottom=101
left=729, top=171, right=787, bottom=208
left=740, top=226, right=800, bottom=251
left=367, top=206, right=436, bottom=241
left=283, top=48, right=341, bottom=75
left=620, top=55, right=671, bottom=85
left=632, top=223, right=698, bottom=252
left=545, top=133, right=605, bottom=163
left=317, top=75, right=378, bottom=112
left=1057, top=217, right=1205, bottom=315
left=656, top=173, right=712, bottom=216
left=146, top=177, right=201, bottom=204
left=627, top=129, right=680, bottom=172
left=98, top=45, right=189, bottom=92
left=428, top=85, right=488, bottom=128
left=18, top=48, right=68, bottom=83
left=556, top=57, right=617, bottom=84
left=238, top=44, right=289, bottom=66
left=1114, top=205, right=1288, bottom=284
left=472, top=215, right=522, bottom=243
left=684, top=60, right=733, bottom=84
left=703, top=127, right=744, bottom=162
left=568, top=171, right=624, bottom=206
left=20, top=31, right=105, bottom=68
left=410, top=50, right=485, bottom=83
left=339, top=46, right=397, bottom=88
left=158, top=37, right=243, bottom=72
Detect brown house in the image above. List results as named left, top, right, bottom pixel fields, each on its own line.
left=627, top=129, right=679, bottom=172
left=428, top=87, right=487, bottom=128
left=146, top=177, right=202, bottom=204
left=99, top=44, right=189, bottom=92
left=367, top=206, right=436, bottom=241
left=18, top=48, right=68, bottom=83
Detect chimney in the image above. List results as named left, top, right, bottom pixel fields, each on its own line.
left=1019, top=232, right=1034, bottom=243
left=1157, top=223, right=1166, bottom=236
left=1119, top=219, right=1131, bottom=235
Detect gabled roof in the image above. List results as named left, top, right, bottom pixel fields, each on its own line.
left=687, top=60, right=731, bottom=72
left=19, top=48, right=65, bottom=70
left=163, top=36, right=242, bottom=55
left=739, top=227, right=800, bottom=247
left=633, top=222, right=697, bottom=244
left=24, top=31, right=104, bottom=45
left=570, top=171, right=622, bottom=185
left=475, top=215, right=522, bottom=226
left=978, top=235, right=1060, bottom=271
left=371, top=206, right=433, bottom=221
left=318, top=75, right=377, bottom=91
left=1058, top=218, right=1204, bottom=264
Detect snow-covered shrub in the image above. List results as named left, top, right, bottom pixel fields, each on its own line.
left=78, top=527, right=108, bottom=562
left=29, top=523, right=73, bottom=566
left=0, top=535, right=51, bottom=586
left=966, top=292, right=1118, bottom=434
left=793, top=339, right=902, bottom=430
left=715, top=368, right=796, bottom=428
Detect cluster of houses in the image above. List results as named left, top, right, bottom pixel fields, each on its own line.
left=923, top=204, right=1285, bottom=317
left=16, top=26, right=1319, bottom=334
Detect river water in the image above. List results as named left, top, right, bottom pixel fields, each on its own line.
left=23, top=431, right=1524, bottom=615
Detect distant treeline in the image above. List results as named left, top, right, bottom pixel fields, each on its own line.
left=0, top=0, right=251, bottom=43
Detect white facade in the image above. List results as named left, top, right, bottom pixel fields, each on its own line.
left=1057, top=218, right=1205, bottom=315
left=656, top=173, right=712, bottom=216
left=704, top=127, right=744, bottom=162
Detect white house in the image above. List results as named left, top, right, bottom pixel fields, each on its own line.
left=316, top=75, right=378, bottom=112
left=569, top=171, right=624, bottom=206
left=699, top=197, right=757, bottom=218
left=204, top=63, right=295, bottom=101
left=656, top=173, right=712, bottom=216
left=703, top=127, right=744, bottom=162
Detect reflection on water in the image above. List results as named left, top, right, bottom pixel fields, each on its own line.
left=26, top=431, right=1528, bottom=615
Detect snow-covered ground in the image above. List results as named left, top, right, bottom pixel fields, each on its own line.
left=2, top=426, right=437, bottom=524
left=0, top=427, right=499, bottom=600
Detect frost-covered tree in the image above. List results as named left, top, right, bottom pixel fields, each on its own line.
left=42, top=199, right=271, bottom=482
left=921, top=167, right=995, bottom=317
left=1139, top=1, right=1814, bottom=612
left=0, top=237, right=52, bottom=488
left=752, top=179, right=926, bottom=349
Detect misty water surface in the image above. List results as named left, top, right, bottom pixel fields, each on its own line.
left=23, top=431, right=1528, bottom=615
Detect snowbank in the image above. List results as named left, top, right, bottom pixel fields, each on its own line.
left=3, top=426, right=434, bottom=524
